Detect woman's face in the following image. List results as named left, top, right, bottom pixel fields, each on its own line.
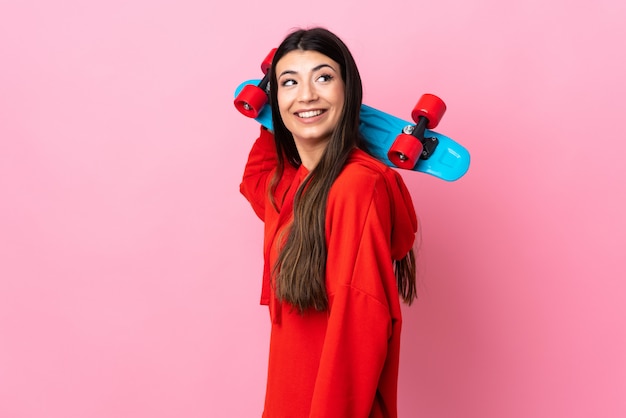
left=275, top=50, right=345, bottom=159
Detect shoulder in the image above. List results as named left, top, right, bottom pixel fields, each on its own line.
left=332, top=149, right=404, bottom=198
left=327, top=149, right=400, bottom=223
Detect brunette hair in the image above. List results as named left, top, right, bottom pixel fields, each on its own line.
left=268, top=27, right=416, bottom=312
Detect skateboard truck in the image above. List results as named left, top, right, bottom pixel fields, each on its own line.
left=234, top=49, right=277, bottom=118
left=402, top=122, right=439, bottom=160
left=388, top=93, right=447, bottom=169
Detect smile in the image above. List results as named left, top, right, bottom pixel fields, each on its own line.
left=296, top=110, right=325, bottom=118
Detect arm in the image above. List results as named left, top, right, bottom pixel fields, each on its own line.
left=309, top=287, right=393, bottom=418
left=309, top=171, right=402, bottom=417
left=239, top=126, right=278, bottom=221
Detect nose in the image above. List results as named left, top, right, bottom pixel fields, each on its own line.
left=298, top=80, right=318, bottom=102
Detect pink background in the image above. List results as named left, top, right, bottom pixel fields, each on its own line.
left=1, top=1, right=624, bottom=417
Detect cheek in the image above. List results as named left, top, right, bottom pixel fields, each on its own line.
left=275, top=97, right=287, bottom=121
left=329, top=85, right=345, bottom=109
left=277, top=103, right=290, bottom=123
left=276, top=92, right=290, bottom=114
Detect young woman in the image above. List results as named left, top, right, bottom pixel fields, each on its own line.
left=240, top=27, right=418, bottom=418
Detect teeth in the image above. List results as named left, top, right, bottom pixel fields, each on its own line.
left=297, top=110, right=323, bottom=118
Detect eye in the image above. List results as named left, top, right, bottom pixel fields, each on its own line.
left=317, top=73, right=334, bottom=83
left=280, top=78, right=297, bottom=87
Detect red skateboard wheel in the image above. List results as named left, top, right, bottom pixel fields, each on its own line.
left=411, top=94, right=446, bottom=129
left=234, top=84, right=267, bottom=118
left=388, top=133, right=424, bottom=170
left=261, top=48, right=277, bottom=74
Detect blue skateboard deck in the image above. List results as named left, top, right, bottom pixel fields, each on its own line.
left=235, top=79, right=470, bottom=181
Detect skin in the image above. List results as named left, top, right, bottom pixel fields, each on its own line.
left=275, top=50, right=346, bottom=170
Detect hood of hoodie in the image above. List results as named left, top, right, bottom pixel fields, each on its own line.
left=347, top=149, right=418, bottom=260
left=385, top=166, right=418, bottom=260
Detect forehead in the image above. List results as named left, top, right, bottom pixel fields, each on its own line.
left=275, top=50, right=340, bottom=74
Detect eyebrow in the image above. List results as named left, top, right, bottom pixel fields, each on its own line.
left=278, top=63, right=336, bottom=78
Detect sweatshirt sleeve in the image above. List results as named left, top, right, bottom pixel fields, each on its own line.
left=239, top=127, right=278, bottom=221
left=309, top=170, right=402, bottom=417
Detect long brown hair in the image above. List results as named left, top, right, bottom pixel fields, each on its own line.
left=268, top=28, right=416, bottom=312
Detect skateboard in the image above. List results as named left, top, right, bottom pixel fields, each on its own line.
left=234, top=51, right=470, bottom=182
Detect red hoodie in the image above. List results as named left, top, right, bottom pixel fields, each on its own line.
left=240, top=127, right=417, bottom=418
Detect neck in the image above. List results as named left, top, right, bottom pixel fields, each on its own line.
left=295, top=141, right=328, bottom=171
